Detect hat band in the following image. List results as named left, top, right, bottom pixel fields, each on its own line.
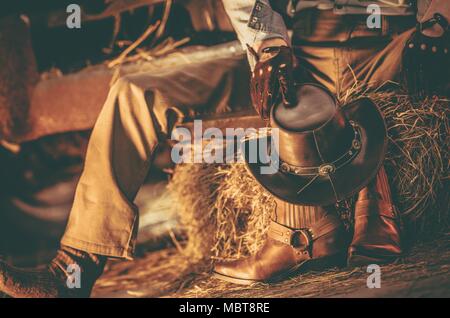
left=280, top=121, right=362, bottom=177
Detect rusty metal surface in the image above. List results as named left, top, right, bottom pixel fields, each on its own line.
left=21, top=41, right=247, bottom=142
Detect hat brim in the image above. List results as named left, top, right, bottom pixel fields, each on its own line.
left=242, top=98, right=387, bottom=206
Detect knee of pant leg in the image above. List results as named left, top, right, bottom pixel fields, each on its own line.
left=109, top=76, right=149, bottom=114
left=110, top=76, right=135, bottom=97
left=109, top=75, right=174, bottom=138
left=108, top=76, right=169, bottom=136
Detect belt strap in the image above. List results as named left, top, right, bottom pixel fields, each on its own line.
left=267, top=214, right=342, bottom=252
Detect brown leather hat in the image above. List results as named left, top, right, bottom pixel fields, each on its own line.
left=242, top=84, right=387, bottom=206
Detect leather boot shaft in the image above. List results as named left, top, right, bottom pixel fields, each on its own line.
left=274, top=197, right=328, bottom=229
left=358, top=166, right=392, bottom=203
left=349, top=166, right=403, bottom=266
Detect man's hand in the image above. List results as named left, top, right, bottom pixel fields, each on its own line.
left=402, top=12, right=449, bottom=96
left=249, top=40, right=297, bottom=120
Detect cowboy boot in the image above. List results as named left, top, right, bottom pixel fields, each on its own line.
left=0, top=245, right=106, bottom=298
left=213, top=199, right=348, bottom=285
left=348, top=166, right=403, bottom=266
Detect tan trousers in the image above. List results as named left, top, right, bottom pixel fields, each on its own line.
left=61, top=53, right=243, bottom=259
left=292, top=10, right=415, bottom=95
left=294, top=28, right=414, bottom=96
left=61, top=12, right=414, bottom=259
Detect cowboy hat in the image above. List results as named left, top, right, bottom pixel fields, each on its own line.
left=242, top=84, right=387, bottom=206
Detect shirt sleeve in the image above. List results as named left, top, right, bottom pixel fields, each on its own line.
left=221, top=0, right=290, bottom=69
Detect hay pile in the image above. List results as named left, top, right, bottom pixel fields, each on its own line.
left=168, top=163, right=275, bottom=262
left=169, top=90, right=449, bottom=263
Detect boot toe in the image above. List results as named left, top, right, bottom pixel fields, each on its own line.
left=212, top=259, right=261, bottom=285
left=213, top=261, right=235, bottom=278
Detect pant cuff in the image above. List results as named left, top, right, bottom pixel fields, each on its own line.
left=60, top=235, right=135, bottom=260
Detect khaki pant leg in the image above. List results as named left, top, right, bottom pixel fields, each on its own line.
left=293, top=45, right=340, bottom=94
left=341, top=28, right=415, bottom=92
left=60, top=76, right=165, bottom=259
left=60, top=55, right=241, bottom=259
left=295, top=28, right=414, bottom=96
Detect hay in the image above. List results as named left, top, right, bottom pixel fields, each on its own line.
left=169, top=90, right=449, bottom=263
left=167, top=162, right=274, bottom=262
left=167, top=163, right=224, bottom=262
left=93, top=249, right=194, bottom=297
